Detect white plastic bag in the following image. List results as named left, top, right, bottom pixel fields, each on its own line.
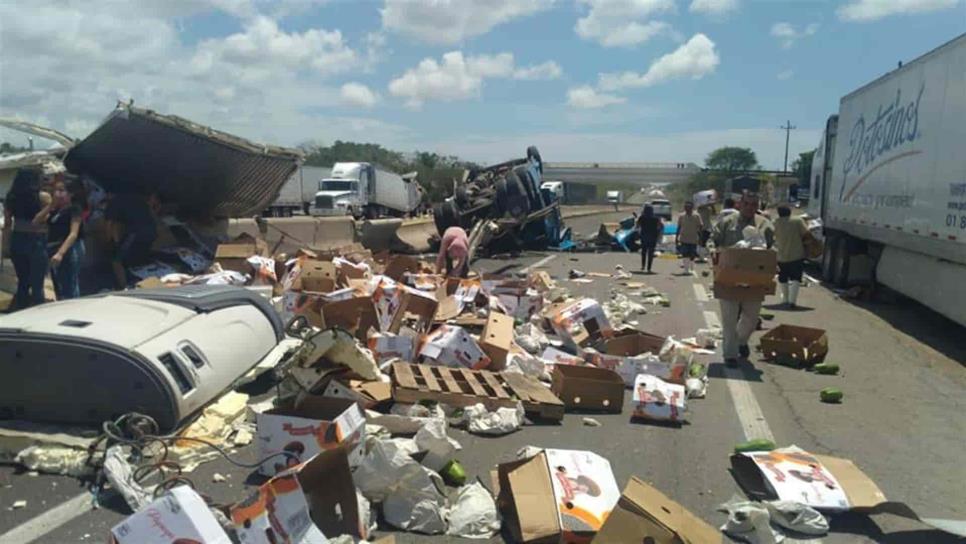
left=462, top=402, right=524, bottom=436
left=414, top=419, right=461, bottom=472
left=445, top=482, right=501, bottom=539
left=719, top=498, right=784, bottom=544
left=765, top=500, right=829, bottom=536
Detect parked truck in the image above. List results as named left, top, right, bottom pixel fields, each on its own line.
left=540, top=180, right=598, bottom=204
left=264, top=165, right=330, bottom=217
left=310, top=162, right=422, bottom=219
left=808, top=33, right=966, bottom=327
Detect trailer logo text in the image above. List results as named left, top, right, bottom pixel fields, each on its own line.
left=840, top=83, right=925, bottom=202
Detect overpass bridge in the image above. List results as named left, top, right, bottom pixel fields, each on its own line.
left=542, top=162, right=701, bottom=186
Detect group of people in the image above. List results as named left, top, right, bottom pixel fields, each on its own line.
left=638, top=191, right=812, bottom=367
left=3, top=169, right=86, bottom=309
left=3, top=167, right=161, bottom=311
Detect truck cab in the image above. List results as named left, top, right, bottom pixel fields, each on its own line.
left=311, top=162, right=371, bottom=217
left=606, top=190, right=623, bottom=205
left=541, top=181, right=565, bottom=201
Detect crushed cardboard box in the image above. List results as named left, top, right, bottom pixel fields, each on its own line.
left=230, top=470, right=328, bottom=544
left=496, top=448, right=621, bottom=543
left=417, top=325, right=491, bottom=370
left=592, top=476, right=722, bottom=544
left=632, top=374, right=686, bottom=423
left=550, top=299, right=613, bottom=349
left=110, top=485, right=231, bottom=544
left=256, top=395, right=366, bottom=476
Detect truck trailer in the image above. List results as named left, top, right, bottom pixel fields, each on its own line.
left=808, top=33, right=966, bottom=327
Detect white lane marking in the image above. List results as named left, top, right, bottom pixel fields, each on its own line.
left=0, top=491, right=93, bottom=544
left=702, top=305, right=776, bottom=443
left=692, top=283, right=709, bottom=302
left=520, top=254, right=556, bottom=273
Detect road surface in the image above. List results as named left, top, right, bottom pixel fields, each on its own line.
left=1, top=210, right=964, bottom=543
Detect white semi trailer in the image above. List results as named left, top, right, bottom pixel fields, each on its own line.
left=808, top=33, right=966, bottom=326
left=310, top=162, right=422, bottom=219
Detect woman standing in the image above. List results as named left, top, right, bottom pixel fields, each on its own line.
left=3, top=169, right=53, bottom=309
left=46, top=179, right=85, bottom=299
left=637, top=204, right=663, bottom=274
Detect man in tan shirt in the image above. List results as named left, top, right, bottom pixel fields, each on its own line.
left=773, top=205, right=808, bottom=308
left=675, top=201, right=704, bottom=275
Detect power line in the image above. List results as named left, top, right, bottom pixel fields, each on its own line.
left=780, top=120, right=796, bottom=173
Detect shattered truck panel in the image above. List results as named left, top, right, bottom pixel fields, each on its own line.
left=64, top=104, right=303, bottom=218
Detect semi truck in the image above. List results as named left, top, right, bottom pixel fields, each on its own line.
left=540, top=180, right=598, bottom=204
left=310, top=162, right=423, bottom=219
left=264, top=165, right=330, bottom=216
left=807, top=33, right=966, bottom=327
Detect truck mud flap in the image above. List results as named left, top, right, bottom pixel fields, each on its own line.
left=229, top=216, right=356, bottom=254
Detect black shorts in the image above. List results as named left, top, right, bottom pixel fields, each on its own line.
left=679, top=243, right=698, bottom=259
left=778, top=260, right=804, bottom=283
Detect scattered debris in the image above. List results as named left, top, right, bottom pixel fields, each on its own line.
left=212, top=473, right=227, bottom=483
left=11, top=500, right=26, bottom=510
left=582, top=417, right=602, bottom=427
left=462, top=402, right=524, bottom=435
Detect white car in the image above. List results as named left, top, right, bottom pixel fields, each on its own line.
left=648, top=199, right=672, bottom=221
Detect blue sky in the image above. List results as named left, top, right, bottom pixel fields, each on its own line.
left=1, top=0, right=964, bottom=169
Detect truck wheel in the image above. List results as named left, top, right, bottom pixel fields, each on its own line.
left=833, top=236, right=851, bottom=288
left=433, top=201, right=459, bottom=233
left=526, top=146, right=543, bottom=172
left=822, top=234, right=837, bottom=282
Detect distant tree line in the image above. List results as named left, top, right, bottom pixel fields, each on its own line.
left=300, top=140, right=479, bottom=203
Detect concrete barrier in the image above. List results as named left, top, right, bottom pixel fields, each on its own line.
left=359, top=218, right=404, bottom=253
left=393, top=218, right=438, bottom=254
left=228, top=216, right=356, bottom=254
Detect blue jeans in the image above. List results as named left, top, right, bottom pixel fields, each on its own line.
left=10, top=231, right=48, bottom=309
left=49, top=240, right=85, bottom=300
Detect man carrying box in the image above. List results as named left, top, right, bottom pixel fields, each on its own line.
left=712, top=192, right=774, bottom=367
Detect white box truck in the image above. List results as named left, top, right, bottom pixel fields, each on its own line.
left=310, top=162, right=423, bottom=219
left=807, top=33, right=966, bottom=326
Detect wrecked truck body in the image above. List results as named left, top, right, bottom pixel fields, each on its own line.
left=432, top=146, right=571, bottom=251
left=63, top=103, right=304, bottom=219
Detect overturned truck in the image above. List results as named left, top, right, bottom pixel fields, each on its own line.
left=432, top=146, right=569, bottom=252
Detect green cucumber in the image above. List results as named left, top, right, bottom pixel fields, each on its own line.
left=441, top=459, right=467, bottom=486
left=813, top=363, right=839, bottom=375
left=734, top=439, right=777, bottom=453
left=820, top=387, right=843, bottom=403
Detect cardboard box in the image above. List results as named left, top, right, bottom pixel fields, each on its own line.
left=496, top=449, right=621, bottom=543
left=320, top=296, right=380, bottom=340
left=759, top=324, right=828, bottom=365
left=541, top=346, right=585, bottom=368
left=111, top=486, right=232, bottom=544
left=593, top=332, right=687, bottom=386
left=480, top=311, right=514, bottom=370
left=323, top=378, right=392, bottom=409
left=434, top=295, right=463, bottom=322
left=215, top=243, right=257, bottom=274
left=713, top=248, right=776, bottom=299
left=529, top=271, right=556, bottom=292
left=497, top=291, right=544, bottom=320
left=375, top=284, right=439, bottom=334
left=299, top=260, right=337, bottom=293
left=550, top=299, right=614, bottom=349
left=632, top=374, right=686, bottom=423
left=256, top=395, right=366, bottom=476
left=383, top=255, right=420, bottom=281
left=417, top=324, right=491, bottom=370
left=284, top=291, right=329, bottom=329
left=367, top=332, right=415, bottom=364
left=592, top=477, right=722, bottom=544
left=731, top=446, right=885, bottom=512
left=551, top=365, right=624, bottom=413
left=230, top=471, right=327, bottom=544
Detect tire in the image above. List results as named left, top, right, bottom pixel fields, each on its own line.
left=500, top=173, right=529, bottom=219
left=833, top=236, right=851, bottom=288
left=433, top=200, right=459, bottom=234
left=526, top=145, right=543, bottom=173
left=821, top=234, right=837, bottom=282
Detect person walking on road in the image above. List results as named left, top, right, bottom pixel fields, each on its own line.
left=675, top=201, right=703, bottom=276
left=436, top=226, right=469, bottom=278
left=712, top=192, right=775, bottom=367
left=2, top=168, right=53, bottom=310
left=46, top=179, right=86, bottom=300
left=637, top=204, right=663, bottom=274
left=773, top=204, right=808, bottom=309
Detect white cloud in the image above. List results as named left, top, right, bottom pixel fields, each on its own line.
left=838, top=0, right=960, bottom=21
left=513, top=61, right=563, bottom=80
left=689, top=0, right=740, bottom=15
left=598, top=34, right=720, bottom=91
left=388, top=51, right=558, bottom=107
left=381, top=0, right=554, bottom=45
left=190, top=16, right=357, bottom=79
left=567, top=86, right=627, bottom=109
left=770, top=22, right=819, bottom=49
left=777, top=69, right=795, bottom=80
left=575, top=0, right=675, bottom=47
left=340, top=83, right=380, bottom=108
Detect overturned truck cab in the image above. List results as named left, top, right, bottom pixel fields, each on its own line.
left=433, top=146, right=570, bottom=252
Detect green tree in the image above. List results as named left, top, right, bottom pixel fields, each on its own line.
left=705, top=147, right=759, bottom=172
left=0, top=142, right=30, bottom=154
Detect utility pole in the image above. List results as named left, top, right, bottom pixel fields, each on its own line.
left=780, top=120, right=796, bottom=173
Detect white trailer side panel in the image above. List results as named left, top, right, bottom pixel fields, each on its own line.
left=827, top=34, right=966, bottom=263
